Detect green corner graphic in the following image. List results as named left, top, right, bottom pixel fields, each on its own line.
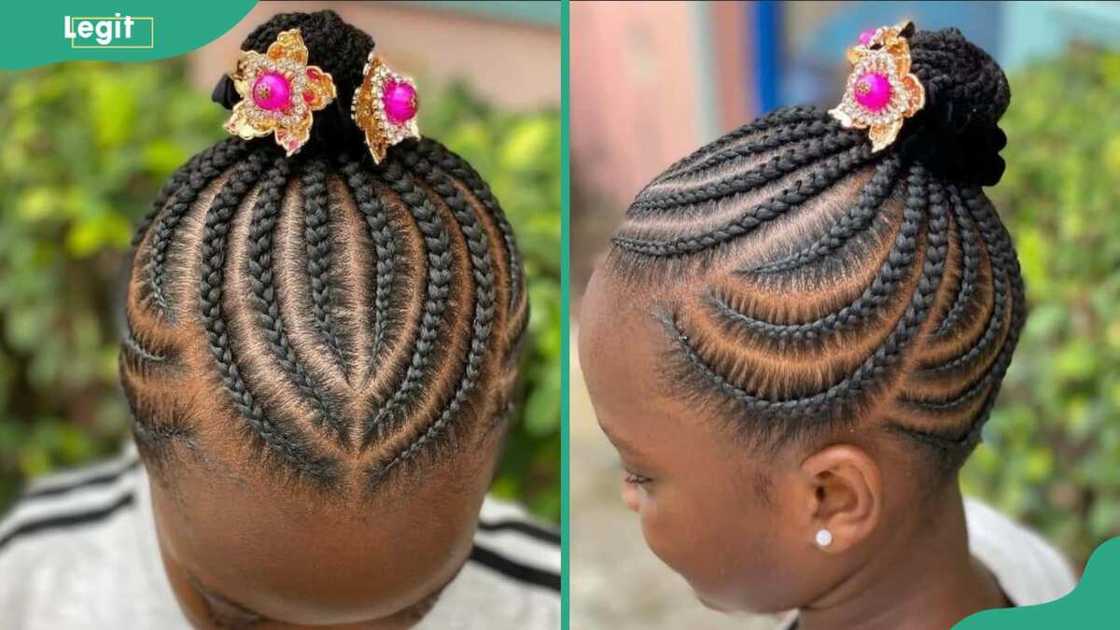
left=956, top=537, right=1120, bottom=628
left=4, top=2, right=256, bottom=69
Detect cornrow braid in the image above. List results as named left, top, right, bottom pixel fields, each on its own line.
left=706, top=167, right=919, bottom=347
left=245, top=156, right=348, bottom=449
left=748, top=154, right=903, bottom=274
left=614, top=143, right=875, bottom=258
left=931, top=185, right=981, bottom=338
left=144, top=139, right=249, bottom=318
left=197, top=150, right=339, bottom=484
left=606, top=27, right=1022, bottom=469
left=362, top=158, right=454, bottom=447
left=663, top=117, right=841, bottom=184
left=649, top=106, right=827, bottom=188
left=630, top=131, right=865, bottom=213
left=950, top=188, right=1026, bottom=422
left=125, top=143, right=524, bottom=492
left=416, top=139, right=526, bottom=319
left=901, top=187, right=1025, bottom=413
left=121, top=10, right=526, bottom=494
left=371, top=145, right=498, bottom=482
left=132, top=146, right=210, bottom=249
left=662, top=167, right=941, bottom=421
left=302, top=158, right=348, bottom=371
left=338, top=155, right=398, bottom=383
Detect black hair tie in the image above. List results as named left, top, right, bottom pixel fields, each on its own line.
left=211, top=74, right=239, bottom=110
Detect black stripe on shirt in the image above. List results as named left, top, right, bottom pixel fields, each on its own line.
left=477, top=519, right=561, bottom=546
left=469, top=544, right=561, bottom=593
left=0, top=491, right=136, bottom=552
left=20, top=457, right=141, bottom=500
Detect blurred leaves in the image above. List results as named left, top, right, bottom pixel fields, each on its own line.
left=0, top=64, right=560, bottom=522
left=0, top=60, right=224, bottom=510
left=960, top=45, right=1120, bottom=566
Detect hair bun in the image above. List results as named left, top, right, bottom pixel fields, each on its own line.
left=899, top=27, right=1010, bottom=187
left=211, top=10, right=374, bottom=156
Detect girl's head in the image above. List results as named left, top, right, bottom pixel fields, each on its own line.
left=580, top=26, right=1018, bottom=614
left=121, top=11, right=526, bottom=627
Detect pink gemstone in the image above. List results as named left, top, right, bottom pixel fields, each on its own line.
left=858, top=28, right=876, bottom=46
left=853, top=72, right=892, bottom=112
left=252, top=71, right=292, bottom=111
left=382, top=80, right=418, bottom=124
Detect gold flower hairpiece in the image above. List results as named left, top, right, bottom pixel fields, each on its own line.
left=351, top=51, right=420, bottom=164
left=829, top=21, right=925, bottom=152
left=223, top=29, right=337, bottom=156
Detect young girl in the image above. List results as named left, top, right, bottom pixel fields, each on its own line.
left=579, top=23, right=1075, bottom=629
left=0, top=11, right=558, bottom=629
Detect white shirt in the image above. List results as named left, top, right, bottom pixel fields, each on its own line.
left=778, top=496, right=1078, bottom=628
left=0, top=444, right=560, bottom=629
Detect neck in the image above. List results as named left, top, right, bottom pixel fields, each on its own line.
left=798, top=484, right=1008, bottom=630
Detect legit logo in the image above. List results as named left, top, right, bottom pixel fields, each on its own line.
left=64, top=14, right=154, bottom=48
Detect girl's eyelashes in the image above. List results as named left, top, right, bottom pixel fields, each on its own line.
left=623, top=470, right=652, bottom=486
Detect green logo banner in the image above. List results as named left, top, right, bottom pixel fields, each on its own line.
left=956, top=537, right=1120, bottom=628
left=3, top=2, right=257, bottom=69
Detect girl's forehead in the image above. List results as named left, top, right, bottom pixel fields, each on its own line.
left=148, top=444, right=493, bottom=622
left=581, top=298, right=715, bottom=453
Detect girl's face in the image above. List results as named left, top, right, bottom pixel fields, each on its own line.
left=578, top=271, right=841, bottom=614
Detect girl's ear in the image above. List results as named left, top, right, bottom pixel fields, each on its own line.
left=798, top=445, right=883, bottom=554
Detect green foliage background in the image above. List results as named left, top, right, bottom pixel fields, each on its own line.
left=1, top=47, right=1118, bottom=554
left=0, top=61, right=561, bottom=522
left=960, top=46, right=1120, bottom=566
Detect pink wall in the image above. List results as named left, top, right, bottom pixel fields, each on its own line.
left=189, top=2, right=560, bottom=111
left=712, top=1, right=755, bottom=132
left=571, top=2, right=703, bottom=207
left=571, top=1, right=754, bottom=208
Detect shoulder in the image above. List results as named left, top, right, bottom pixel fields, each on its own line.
left=421, top=496, right=561, bottom=630
left=0, top=445, right=142, bottom=560
left=473, top=496, right=562, bottom=592
left=0, top=445, right=182, bottom=629
left=964, top=496, right=1078, bottom=606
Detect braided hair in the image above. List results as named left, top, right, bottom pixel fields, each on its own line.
left=121, top=11, right=528, bottom=492
left=608, top=28, right=1021, bottom=472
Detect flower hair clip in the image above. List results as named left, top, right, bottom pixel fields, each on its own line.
left=829, top=21, right=925, bottom=152
left=223, top=28, right=337, bottom=156
left=351, top=51, right=420, bottom=164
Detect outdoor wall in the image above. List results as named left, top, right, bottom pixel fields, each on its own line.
left=571, top=1, right=754, bottom=209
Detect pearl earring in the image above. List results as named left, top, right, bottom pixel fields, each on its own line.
left=815, top=528, right=833, bottom=548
